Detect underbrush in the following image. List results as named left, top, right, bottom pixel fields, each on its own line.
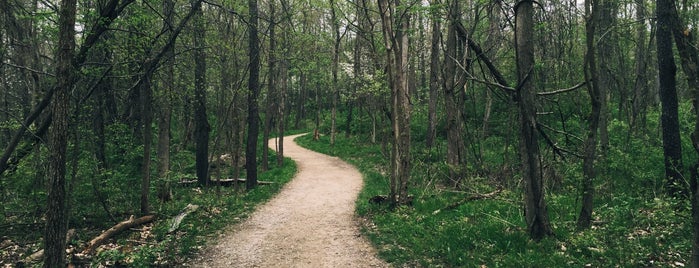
left=296, top=134, right=691, bottom=267
left=0, top=150, right=296, bottom=267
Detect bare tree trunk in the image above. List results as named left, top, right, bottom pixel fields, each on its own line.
left=140, top=73, right=153, bottom=215
left=515, top=0, right=553, bottom=241
left=669, top=1, right=699, bottom=263
left=443, top=0, right=468, bottom=185
left=263, top=1, right=277, bottom=171
left=44, top=0, right=75, bottom=264
left=194, top=2, right=210, bottom=186
left=157, top=0, right=175, bottom=181
left=631, top=0, right=649, bottom=133
left=578, top=0, right=601, bottom=230
left=378, top=0, right=412, bottom=206
left=246, top=0, right=261, bottom=190
left=426, top=0, right=440, bottom=148
left=656, top=0, right=684, bottom=197
left=330, top=0, right=341, bottom=145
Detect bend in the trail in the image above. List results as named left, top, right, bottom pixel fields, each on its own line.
left=190, top=133, right=388, bottom=267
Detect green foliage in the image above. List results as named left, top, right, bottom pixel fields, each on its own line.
left=90, top=152, right=297, bottom=266
left=297, top=130, right=691, bottom=267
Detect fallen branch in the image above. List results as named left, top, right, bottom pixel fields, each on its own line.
left=168, top=204, right=199, bottom=233
left=432, top=189, right=502, bottom=215
left=81, top=215, right=155, bottom=255
left=178, top=178, right=274, bottom=187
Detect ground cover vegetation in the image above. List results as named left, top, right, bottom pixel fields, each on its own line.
left=297, top=118, right=690, bottom=266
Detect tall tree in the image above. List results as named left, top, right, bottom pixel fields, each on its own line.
left=263, top=0, right=277, bottom=171
left=514, top=0, right=553, bottom=240
left=193, top=0, right=210, bottom=186
left=378, top=0, right=412, bottom=205
left=443, top=0, right=468, bottom=184
left=578, top=0, right=602, bottom=230
left=44, top=0, right=76, bottom=264
left=426, top=0, right=440, bottom=148
left=630, top=0, right=650, bottom=132
left=139, top=57, right=154, bottom=215
left=246, top=0, right=261, bottom=190
left=669, top=0, right=699, bottom=263
left=656, top=0, right=683, bottom=197
left=330, top=0, right=341, bottom=145
left=157, top=0, right=176, bottom=181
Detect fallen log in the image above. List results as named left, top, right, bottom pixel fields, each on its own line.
left=168, top=204, right=199, bottom=233
left=432, top=189, right=503, bottom=215
left=178, top=178, right=274, bottom=187
left=81, top=215, right=155, bottom=255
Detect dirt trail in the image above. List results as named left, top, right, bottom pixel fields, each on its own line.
left=189, top=134, right=388, bottom=267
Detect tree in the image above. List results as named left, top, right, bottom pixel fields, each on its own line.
left=246, top=0, right=261, bottom=190
left=577, top=0, right=602, bottom=230
left=262, top=0, right=277, bottom=171
left=426, top=0, right=441, bottom=148
left=157, top=0, right=175, bottom=182
left=194, top=0, right=210, bottom=186
left=668, top=0, right=699, bottom=263
left=656, top=0, right=684, bottom=197
left=378, top=0, right=412, bottom=206
left=44, top=0, right=76, bottom=264
left=443, top=0, right=468, bottom=184
left=630, top=0, right=650, bottom=132
left=330, top=0, right=341, bottom=145
left=514, top=0, right=553, bottom=240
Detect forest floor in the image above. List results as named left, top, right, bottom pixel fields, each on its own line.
left=187, top=134, right=388, bottom=267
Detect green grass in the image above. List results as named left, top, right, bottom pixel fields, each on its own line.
left=296, top=134, right=691, bottom=267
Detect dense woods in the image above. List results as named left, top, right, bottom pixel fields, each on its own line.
left=2, top=0, right=699, bottom=265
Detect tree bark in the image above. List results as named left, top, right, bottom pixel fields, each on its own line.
left=194, top=1, right=210, bottom=186
left=140, top=72, right=153, bottom=215
left=378, top=0, right=412, bottom=206
left=330, top=0, right=341, bottom=145
left=668, top=1, right=699, bottom=264
left=426, top=0, right=440, bottom=148
left=246, top=0, right=261, bottom=190
left=515, top=0, right=553, bottom=241
left=157, top=0, right=175, bottom=181
left=44, top=0, right=76, bottom=264
left=263, top=0, right=276, bottom=171
left=578, top=0, right=601, bottom=230
left=443, top=0, right=468, bottom=185
left=631, top=0, right=649, bottom=133
left=656, top=0, right=684, bottom=197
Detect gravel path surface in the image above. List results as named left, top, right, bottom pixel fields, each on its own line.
left=189, top=134, right=388, bottom=268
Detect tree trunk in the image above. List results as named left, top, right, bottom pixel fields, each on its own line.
left=515, top=0, right=553, bottom=241
left=246, top=0, right=261, bottom=190
left=656, top=0, right=683, bottom=197
left=44, top=0, right=76, bottom=264
left=194, top=2, right=210, bottom=186
left=596, top=0, right=616, bottom=153
left=631, top=0, right=649, bottom=133
left=157, top=0, right=175, bottom=181
left=263, top=1, right=277, bottom=171
left=378, top=0, right=412, bottom=206
left=669, top=1, right=699, bottom=264
left=426, top=0, right=440, bottom=148
left=443, top=0, right=468, bottom=185
left=330, top=0, right=341, bottom=145
left=578, top=0, right=601, bottom=230
left=140, top=73, right=153, bottom=215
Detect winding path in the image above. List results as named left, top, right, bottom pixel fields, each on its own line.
left=190, top=134, right=388, bottom=267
